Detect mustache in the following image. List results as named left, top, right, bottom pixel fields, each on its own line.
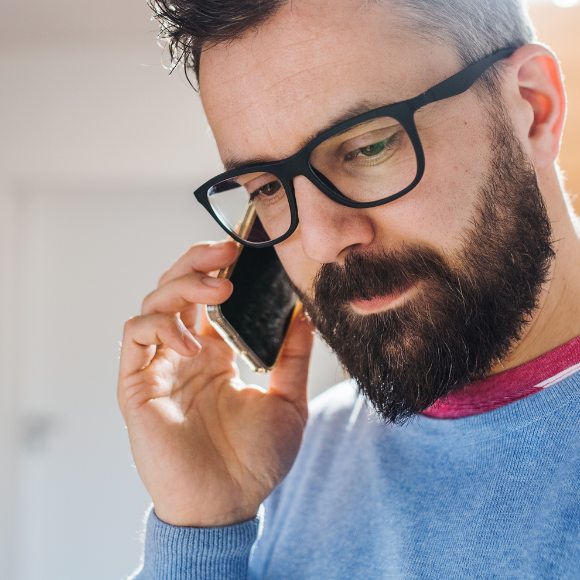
left=312, top=245, right=453, bottom=306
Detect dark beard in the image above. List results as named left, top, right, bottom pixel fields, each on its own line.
left=296, top=115, right=555, bottom=424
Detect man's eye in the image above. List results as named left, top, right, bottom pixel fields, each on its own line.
left=251, top=180, right=282, bottom=199
left=359, top=140, right=387, bottom=157
left=344, top=138, right=392, bottom=162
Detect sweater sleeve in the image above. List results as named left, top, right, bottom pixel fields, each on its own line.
left=131, top=508, right=260, bottom=580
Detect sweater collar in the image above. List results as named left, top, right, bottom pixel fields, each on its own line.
left=423, top=335, right=580, bottom=419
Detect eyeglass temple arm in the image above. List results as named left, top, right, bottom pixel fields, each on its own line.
left=409, top=47, right=516, bottom=112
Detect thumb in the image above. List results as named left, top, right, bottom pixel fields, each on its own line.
left=268, top=306, right=315, bottom=405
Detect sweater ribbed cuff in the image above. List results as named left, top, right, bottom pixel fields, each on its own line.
left=136, top=508, right=260, bottom=580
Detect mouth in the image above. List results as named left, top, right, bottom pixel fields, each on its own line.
left=350, top=283, right=416, bottom=314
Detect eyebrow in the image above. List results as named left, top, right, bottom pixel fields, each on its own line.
left=222, top=99, right=395, bottom=172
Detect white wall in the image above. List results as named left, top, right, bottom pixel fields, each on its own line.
left=0, top=7, right=343, bottom=579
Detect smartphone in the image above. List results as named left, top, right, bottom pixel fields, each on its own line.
left=206, top=206, right=300, bottom=373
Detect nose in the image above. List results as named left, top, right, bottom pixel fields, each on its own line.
left=292, top=175, right=376, bottom=264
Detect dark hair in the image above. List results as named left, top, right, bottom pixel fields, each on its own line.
left=149, top=0, right=284, bottom=83
left=149, top=0, right=536, bottom=89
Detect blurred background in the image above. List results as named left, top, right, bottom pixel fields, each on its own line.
left=0, top=0, right=579, bottom=578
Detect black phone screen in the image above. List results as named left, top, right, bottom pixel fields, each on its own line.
left=220, top=245, right=298, bottom=368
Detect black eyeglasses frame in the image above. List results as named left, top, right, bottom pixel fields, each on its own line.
left=194, top=47, right=515, bottom=248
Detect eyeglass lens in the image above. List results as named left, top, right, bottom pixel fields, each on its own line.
left=206, top=115, right=417, bottom=244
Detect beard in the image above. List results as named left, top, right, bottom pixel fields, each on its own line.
left=295, top=111, right=555, bottom=425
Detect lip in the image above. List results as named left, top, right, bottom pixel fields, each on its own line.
left=350, top=284, right=415, bottom=314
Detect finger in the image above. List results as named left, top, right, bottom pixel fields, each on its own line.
left=158, top=241, right=239, bottom=288
left=268, top=306, right=315, bottom=407
left=142, top=272, right=233, bottom=316
left=119, top=314, right=201, bottom=379
left=180, top=303, right=199, bottom=332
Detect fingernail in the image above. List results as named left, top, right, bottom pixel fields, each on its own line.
left=183, top=332, right=201, bottom=352
left=202, top=276, right=228, bottom=287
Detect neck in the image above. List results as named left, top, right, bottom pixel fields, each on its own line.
left=489, top=166, right=580, bottom=376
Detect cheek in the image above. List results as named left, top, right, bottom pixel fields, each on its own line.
left=377, top=105, right=492, bottom=251
left=275, top=236, right=319, bottom=294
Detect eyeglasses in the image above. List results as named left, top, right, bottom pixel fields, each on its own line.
left=194, top=47, right=515, bottom=248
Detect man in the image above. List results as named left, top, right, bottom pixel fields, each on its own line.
left=118, top=0, right=580, bottom=577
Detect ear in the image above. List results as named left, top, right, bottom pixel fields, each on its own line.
left=505, top=43, right=566, bottom=169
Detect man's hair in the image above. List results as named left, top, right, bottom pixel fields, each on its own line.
left=149, top=0, right=536, bottom=86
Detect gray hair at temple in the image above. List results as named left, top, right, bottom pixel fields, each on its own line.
left=149, top=0, right=537, bottom=92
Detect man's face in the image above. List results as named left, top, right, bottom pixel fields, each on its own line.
left=200, top=0, right=502, bottom=293
left=199, top=0, right=554, bottom=421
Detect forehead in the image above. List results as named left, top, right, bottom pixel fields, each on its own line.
left=199, top=0, right=460, bottom=164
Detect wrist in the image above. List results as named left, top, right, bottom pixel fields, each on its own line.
left=154, top=503, right=260, bottom=528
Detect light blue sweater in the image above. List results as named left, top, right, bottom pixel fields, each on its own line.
left=134, top=371, right=580, bottom=579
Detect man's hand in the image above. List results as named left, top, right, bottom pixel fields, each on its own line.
left=118, top=241, right=315, bottom=527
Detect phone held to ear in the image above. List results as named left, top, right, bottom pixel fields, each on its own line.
left=206, top=206, right=300, bottom=373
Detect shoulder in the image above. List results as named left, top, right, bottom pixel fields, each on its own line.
left=301, top=379, right=375, bottom=448
left=308, top=379, right=362, bottom=424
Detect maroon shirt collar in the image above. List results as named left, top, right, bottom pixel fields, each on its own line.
left=423, top=335, right=580, bottom=419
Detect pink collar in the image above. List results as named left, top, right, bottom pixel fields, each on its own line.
left=423, top=335, right=580, bottom=419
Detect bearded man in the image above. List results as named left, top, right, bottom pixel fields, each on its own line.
left=118, top=0, right=580, bottom=577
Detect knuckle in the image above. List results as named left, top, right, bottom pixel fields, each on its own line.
left=186, top=243, right=206, bottom=262
left=156, top=313, right=181, bottom=336
left=158, top=269, right=171, bottom=288
left=162, top=312, right=180, bottom=327
left=141, top=289, right=157, bottom=312
left=124, top=316, right=139, bottom=333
